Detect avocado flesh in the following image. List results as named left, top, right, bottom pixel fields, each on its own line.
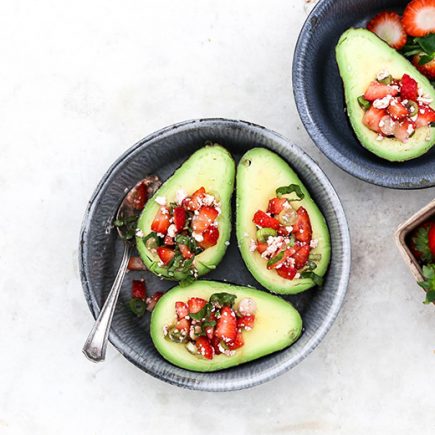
left=336, top=28, right=435, bottom=162
left=150, top=280, right=303, bottom=372
left=136, top=145, right=235, bottom=280
left=236, top=148, right=331, bottom=294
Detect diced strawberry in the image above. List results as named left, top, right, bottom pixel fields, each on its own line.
left=379, top=115, right=397, bottom=136
left=227, top=330, right=244, bottom=350
left=256, top=242, right=268, bottom=254
left=151, top=207, right=170, bottom=234
left=252, top=210, right=280, bottom=230
left=205, top=325, right=215, bottom=341
left=211, top=336, right=222, bottom=355
left=276, top=264, right=297, bottom=280
left=412, top=55, right=435, bottom=80
left=183, top=187, right=206, bottom=211
left=387, top=99, right=408, bottom=120
left=267, top=197, right=288, bottom=215
left=402, top=0, right=435, bottom=37
left=277, top=225, right=290, bottom=236
left=267, top=249, right=294, bottom=270
left=127, top=256, right=146, bottom=271
left=367, top=11, right=407, bottom=49
left=173, top=206, right=186, bottom=231
left=238, top=315, right=255, bottom=330
left=175, top=318, right=190, bottom=331
left=164, top=235, right=175, bottom=246
left=131, top=280, right=146, bottom=300
left=293, top=244, right=310, bottom=270
left=192, top=206, right=219, bottom=233
left=215, top=306, right=237, bottom=343
left=293, top=207, right=312, bottom=243
left=393, top=119, right=416, bottom=143
left=400, top=74, right=418, bottom=101
left=429, top=225, right=435, bottom=256
left=196, top=336, right=214, bottom=360
left=127, top=182, right=147, bottom=210
left=415, top=105, right=435, bottom=128
left=199, top=226, right=219, bottom=249
left=156, top=246, right=175, bottom=265
left=363, top=81, right=398, bottom=101
left=175, top=301, right=189, bottom=319
left=146, top=291, right=164, bottom=311
left=179, top=244, right=194, bottom=259
left=187, top=297, right=207, bottom=314
left=362, top=106, right=387, bottom=133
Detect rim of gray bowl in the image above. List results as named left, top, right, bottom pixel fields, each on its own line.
left=292, top=0, right=435, bottom=190
left=79, top=118, right=351, bottom=391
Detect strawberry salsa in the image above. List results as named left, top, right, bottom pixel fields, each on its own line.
left=359, top=72, right=435, bottom=143
left=250, top=184, right=322, bottom=284
left=140, top=187, right=221, bottom=279
left=164, top=292, right=256, bottom=360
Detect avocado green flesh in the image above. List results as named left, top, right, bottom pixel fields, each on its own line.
left=336, top=28, right=435, bottom=162
left=136, top=145, right=235, bottom=280
left=236, top=148, right=331, bottom=294
left=150, top=281, right=303, bottom=372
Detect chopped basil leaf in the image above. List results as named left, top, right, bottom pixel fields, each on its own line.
left=419, top=54, right=434, bottom=65
left=300, top=271, right=323, bottom=286
left=305, top=260, right=318, bottom=271
left=276, top=184, right=304, bottom=201
left=128, top=298, right=147, bottom=317
left=189, top=302, right=212, bottom=320
left=416, top=34, right=435, bottom=55
left=209, top=292, right=237, bottom=308
left=266, top=250, right=284, bottom=268
left=424, top=290, right=435, bottom=305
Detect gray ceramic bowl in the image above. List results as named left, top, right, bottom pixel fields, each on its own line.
left=293, top=0, right=435, bottom=189
left=79, top=118, right=351, bottom=391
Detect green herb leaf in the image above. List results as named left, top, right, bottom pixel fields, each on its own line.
left=266, top=251, right=284, bottom=268
left=209, top=292, right=237, bottom=308
left=179, top=276, right=196, bottom=287
left=357, top=95, right=371, bottom=110
left=113, top=219, right=124, bottom=227
left=275, top=184, right=305, bottom=201
left=424, top=290, right=435, bottom=305
left=189, top=302, right=212, bottom=320
left=416, top=34, right=435, bottom=55
left=419, top=54, right=434, bottom=65
left=128, top=298, right=147, bottom=317
left=413, top=227, right=433, bottom=263
left=300, top=271, right=323, bottom=286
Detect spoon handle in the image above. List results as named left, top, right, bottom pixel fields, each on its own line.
left=82, top=242, right=132, bottom=362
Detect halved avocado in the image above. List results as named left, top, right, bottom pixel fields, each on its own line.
left=136, top=145, right=235, bottom=280
left=236, top=148, right=331, bottom=294
left=150, top=280, right=302, bottom=372
left=336, top=28, right=435, bottom=162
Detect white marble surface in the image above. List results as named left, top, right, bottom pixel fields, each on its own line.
left=1, top=0, right=435, bottom=433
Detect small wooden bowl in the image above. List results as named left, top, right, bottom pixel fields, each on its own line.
left=395, top=199, right=435, bottom=282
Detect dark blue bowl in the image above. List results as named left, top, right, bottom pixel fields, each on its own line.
left=293, top=0, right=435, bottom=189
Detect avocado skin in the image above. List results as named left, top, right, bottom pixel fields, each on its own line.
left=336, top=28, right=435, bottom=162
left=150, top=280, right=303, bottom=372
left=236, top=148, right=331, bottom=294
left=136, top=145, right=235, bottom=280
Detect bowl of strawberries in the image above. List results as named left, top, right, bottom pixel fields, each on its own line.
left=293, top=0, right=435, bottom=189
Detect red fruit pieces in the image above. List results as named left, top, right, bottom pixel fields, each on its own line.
left=413, top=55, right=435, bottom=80
left=175, top=301, right=189, bottom=319
left=179, top=244, right=194, bottom=259
left=146, top=291, right=164, bottom=312
left=131, top=280, right=146, bottom=300
left=363, top=106, right=387, bottom=133
left=173, top=206, right=186, bottom=231
left=192, top=206, right=219, bottom=233
left=293, top=207, right=312, bottom=243
left=183, top=187, right=206, bottom=211
left=238, top=315, right=255, bottom=331
left=252, top=210, right=280, bottom=230
left=151, top=207, right=170, bottom=234
left=293, top=244, right=311, bottom=270
left=127, top=256, right=146, bottom=271
left=402, top=0, right=435, bottom=37
left=276, top=264, right=298, bottom=280
left=196, top=336, right=214, bottom=359
left=187, top=297, right=207, bottom=314
left=128, top=182, right=147, bottom=210
left=227, top=330, right=244, bottom=350
left=267, top=197, right=288, bottom=215
left=428, top=225, right=435, bottom=256
left=393, top=120, right=416, bottom=143
left=156, top=246, right=175, bottom=265
left=416, top=105, right=435, bottom=128
left=367, top=11, right=407, bottom=49
left=256, top=241, right=268, bottom=254
left=215, top=306, right=237, bottom=343
left=387, top=99, right=408, bottom=120
left=175, top=318, right=190, bottom=332
left=199, top=226, right=219, bottom=249
left=364, top=81, right=399, bottom=101
left=400, top=74, right=418, bottom=101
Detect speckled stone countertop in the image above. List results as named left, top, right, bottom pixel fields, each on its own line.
left=1, top=0, right=435, bottom=433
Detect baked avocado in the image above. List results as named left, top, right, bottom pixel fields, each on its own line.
left=236, top=148, right=330, bottom=294
left=336, top=28, right=435, bottom=162
left=136, top=145, right=235, bottom=280
left=150, top=280, right=302, bottom=372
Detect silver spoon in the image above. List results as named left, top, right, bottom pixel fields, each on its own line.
left=82, top=175, right=161, bottom=362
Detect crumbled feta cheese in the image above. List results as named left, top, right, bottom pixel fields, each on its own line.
left=167, top=224, right=177, bottom=238
left=249, top=239, right=257, bottom=252
left=225, top=240, right=230, bottom=246
left=295, top=272, right=301, bottom=279
left=194, top=210, right=199, bottom=215
left=406, top=124, right=415, bottom=135
left=158, top=261, right=164, bottom=267
left=202, top=194, right=215, bottom=206
left=175, top=189, right=187, bottom=204
left=135, top=229, right=144, bottom=237
left=286, top=226, right=293, bottom=232
left=155, top=196, right=166, bottom=206
left=379, top=120, right=385, bottom=127
left=192, top=232, right=203, bottom=242
left=243, top=232, right=249, bottom=237
left=161, top=208, right=169, bottom=215
left=282, top=201, right=291, bottom=209
left=310, top=239, right=319, bottom=248
left=238, top=298, right=257, bottom=316
left=418, top=95, right=433, bottom=105
left=376, top=134, right=383, bottom=141
left=288, top=257, right=295, bottom=267
left=261, top=236, right=285, bottom=258
left=156, top=232, right=165, bottom=238
left=376, top=69, right=389, bottom=81
left=373, top=95, right=392, bottom=109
